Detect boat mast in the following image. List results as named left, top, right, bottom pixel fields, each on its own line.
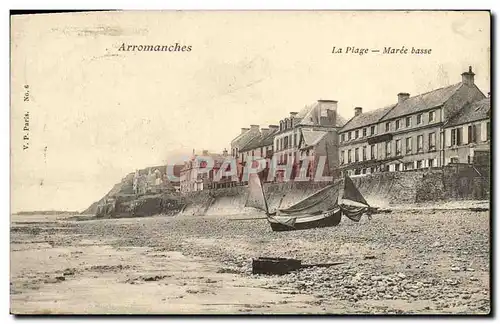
left=258, top=174, right=270, bottom=216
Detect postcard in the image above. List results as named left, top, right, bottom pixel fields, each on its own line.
left=10, top=10, right=491, bottom=315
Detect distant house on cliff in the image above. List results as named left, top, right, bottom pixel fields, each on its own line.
left=132, top=165, right=182, bottom=195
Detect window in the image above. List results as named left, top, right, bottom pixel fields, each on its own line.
left=370, top=144, right=376, bottom=159
left=428, top=158, right=435, bottom=168
left=341, top=134, right=345, bottom=142
left=355, top=148, right=359, bottom=162
left=284, top=136, right=288, bottom=149
left=260, top=147, right=263, bottom=157
left=363, top=128, right=367, bottom=137
left=385, top=122, right=390, bottom=132
left=340, top=151, right=344, bottom=164
left=395, top=120, right=401, bottom=130
left=487, top=122, right=491, bottom=140
left=362, top=168, right=367, bottom=175
left=370, top=126, right=375, bottom=135
left=404, top=162, right=414, bottom=170
left=468, top=125, right=475, bottom=143
left=450, top=157, right=459, bottom=164
left=406, top=137, right=412, bottom=154
left=429, top=110, right=435, bottom=122
left=348, top=149, right=352, bottom=163
left=355, top=130, right=359, bottom=139
left=362, top=146, right=367, bottom=160
left=395, top=163, right=400, bottom=171
left=294, top=134, right=297, bottom=147
left=417, top=135, right=423, bottom=152
left=428, top=132, right=436, bottom=151
left=386, top=141, right=392, bottom=157
left=406, top=117, right=411, bottom=127
left=416, top=160, right=423, bottom=169
left=348, top=132, right=352, bottom=140
left=280, top=138, right=283, bottom=151
left=396, top=139, right=402, bottom=156
left=451, top=128, right=463, bottom=146
left=417, top=114, right=423, bottom=125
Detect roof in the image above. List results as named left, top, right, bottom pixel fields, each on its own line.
left=231, top=127, right=260, bottom=149
left=301, top=129, right=328, bottom=148
left=382, top=82, right=463, bottom=121
left=446, top=98, right=490, bottom=127
left=240, top=128, right=279, bottom=152
left=336, top=114, right=348, bottom=128
left=340, top=105, right=395, bottom=132
left=295, top=102, right=345, bottom=127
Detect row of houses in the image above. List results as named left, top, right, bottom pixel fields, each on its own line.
left=178, top=66, right=490, bottom=193
left=339, top=66, right=490, bottom=176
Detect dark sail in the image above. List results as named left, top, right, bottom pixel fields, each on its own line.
left=277, top=181, right=341, bottom=216
left=342, top=175, right=369, bottom=207
left=340, top=175, right=369, bottom=222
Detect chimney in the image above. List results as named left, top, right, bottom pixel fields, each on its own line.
left=260, top=128, right=271, bottom=137
left=326, top=109, right=337, bottom=126
left=398, top=93, right=410, bottom=104
left=250, top=124, right=260, bottom=131
left=241, top=127, right=250, bottom=134
left=289, top=112, right=298, bottom=128
left=317, top=100, right=338, bottom=126
left=461, top=66, right=475, bottom=86
left=354, top=107, right=363, bottom=116
left=268, top=125, right=279, bottom=132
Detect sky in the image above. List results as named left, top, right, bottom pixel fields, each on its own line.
left=10, top=11, right=490, bottom=212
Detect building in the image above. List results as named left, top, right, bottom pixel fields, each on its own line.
left=273, top=100, right=346, bottom=181
left=238, top=125, right=279, bottom=160
left=238, top=125, right=279, bottom=182
left=338, top=105, right=395, bottom=175
left=443, top=96, right=490, bottom=165
left=339, top=66, right=487, bottom=175
left=132, top=165, right=180, bottom=195
left=230, top=125, right=261, bottom=161
left=179, top=150, right=236, bottom=193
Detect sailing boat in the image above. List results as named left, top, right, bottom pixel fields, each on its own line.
left=245, top=173, right=371, bottom=232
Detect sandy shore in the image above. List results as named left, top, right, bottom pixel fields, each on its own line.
left=10, top=208, right=490, bottom=315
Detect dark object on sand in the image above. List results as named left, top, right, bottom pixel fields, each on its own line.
left=469, top=207, right=488, bottom=212
left=252, top=257, right=302, bottom=275
left=246, top=173, right=372, bottom=232
left=252, top=257, right=345, bottom=275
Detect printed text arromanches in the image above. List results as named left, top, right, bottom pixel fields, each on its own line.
left=118, top=42, right=192, bottom=52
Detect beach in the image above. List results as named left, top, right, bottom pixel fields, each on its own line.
left=10, top=208, right=490, bottom=314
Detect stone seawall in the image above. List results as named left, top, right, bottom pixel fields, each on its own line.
left=85, top=165, right=489, bottom=217
left=179, top=167, right=489, bottom=216
left=179, top=182, right=333, bottom=216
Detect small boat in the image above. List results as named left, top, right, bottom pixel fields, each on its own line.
left=245, top=173, right=371, bottom=232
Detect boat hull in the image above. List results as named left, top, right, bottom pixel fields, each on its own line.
left=269, top=209, right=342, bottom=232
